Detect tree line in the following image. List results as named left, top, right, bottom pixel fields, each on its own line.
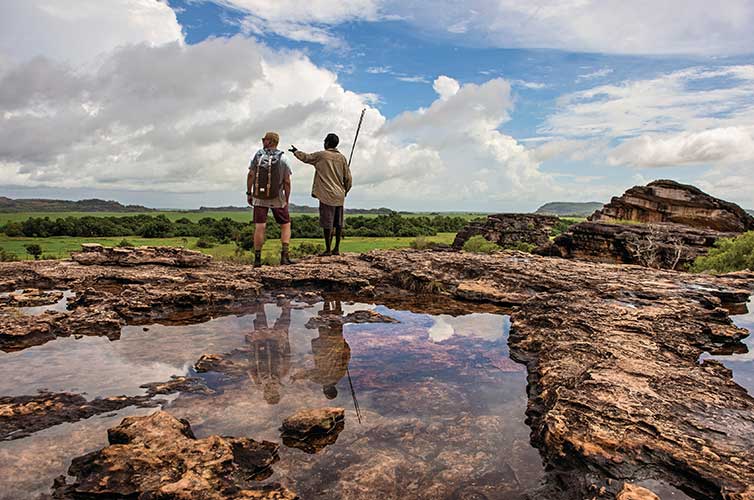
left=1, top=213, right=471, bottom=241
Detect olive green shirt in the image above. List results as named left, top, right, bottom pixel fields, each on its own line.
left=293, top=148, right=352, bottom=206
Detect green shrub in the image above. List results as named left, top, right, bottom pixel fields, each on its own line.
left=462, top=235, right=501, bottom=254
left=410, top=236, right=430, bottom=250
left=24, top=243, right=43, bottom=260
left=0, top=249, right=18, bottom=261
left=117, top=239, right=135, bottom=247
left=506, top=242, right=537, bottom=253
left=691, top=231, right=754, bottom=274
left=291, top=241, right=324, bottom=258
left=195, top=236, right=216, bottom=249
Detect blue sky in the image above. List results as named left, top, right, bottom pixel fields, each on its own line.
left=1, top=0, right=754, bottom=211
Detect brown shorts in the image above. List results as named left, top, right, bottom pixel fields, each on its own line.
left=253, top=205, right=290, bottom=224
left=319, top=203, right=344, bottom=229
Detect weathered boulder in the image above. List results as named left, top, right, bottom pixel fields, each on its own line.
left=0, top=392, right=157, bottom=441
left=281, top=407, right=345, bottom=436
left=452, top=213, right=560, bottom=249
left=71, top=243, right=211, bottom=267
left=590, top=179, right=754, bottom=232
left=49, top=411, right=296, bottom=499
left=534, top=220, right=737, bottom=270
left=280, top=407, right=345, bottom=454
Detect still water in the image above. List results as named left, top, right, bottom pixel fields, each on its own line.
left=704, top=298, right=754, bottom=395
left=0, top=297, right=542, bottom=499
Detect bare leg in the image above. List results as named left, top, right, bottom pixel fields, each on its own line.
left=280, top=223, right=291, bottom=245
left=254, top=223, right=266, bottom=251
left=333, top=226, right=342, bottom=255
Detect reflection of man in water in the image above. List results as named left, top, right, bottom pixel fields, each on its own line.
left=310, top=301, right=351, bottom=400
left=246, top=301, right=292, bottom=405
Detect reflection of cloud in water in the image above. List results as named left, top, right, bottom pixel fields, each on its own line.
left=428, top=314, right=510, bottom=343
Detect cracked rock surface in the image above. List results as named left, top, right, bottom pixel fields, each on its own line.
left=1, top=248, right=753, bottom=499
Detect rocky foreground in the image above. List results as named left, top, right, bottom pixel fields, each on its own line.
left=1, top=246, right=754, bottom=499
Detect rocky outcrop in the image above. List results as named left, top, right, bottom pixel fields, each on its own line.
left=71, top=243, right=211, bottom=267
left=590, top=179, right=754, bottom=232
left=452, top=213, right=560, bottom=249
left=0, top=392, right=158, bottom=441
left=0, top=288, right=63, bottom=307
left=1, top=251, right=754, bottom=499
left=535, top=221, right=737, bottom=270
left=48, top=411, right=296, bottom=499
left=280, top=408, right=345, bottom=454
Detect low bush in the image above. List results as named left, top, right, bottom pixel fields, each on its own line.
left=462, top=235, right=501, bottom=254
left=291, top=241, right=324, bottom=258
left=410, top=236, right=430, bottom=250
left=691, top=231, right=754, bottom=274
left=24, top=243, right=42, bottom=260
left=0, top=249, right=18, bottom=261
left=506, top=242, right=537, bottom=253
left=117, top=239, right=135, bottom=247
left=195, top=236, right=216, bottom=249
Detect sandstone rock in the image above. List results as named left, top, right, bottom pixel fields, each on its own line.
left=50, top=411, right=295, bottom=499
left=0, top=392, right=157, bottom=441
left=615, top=483, right=660, bottom=500
left=140, top=376, right=214, bottom=397
left=71, top=244, right=211, bottom=267
left=534, top=221, right=736, bottom=270
left=281, top=407, right=345, bottom=436
left=1, top=288, right=63, bottom=307
left=590, top=179, right=754, bottom=232
left=453, top=213, right=560, bottom=249
left=2, top=250, right=754, bottom=498
left=305, top=309, right=399, bottom=328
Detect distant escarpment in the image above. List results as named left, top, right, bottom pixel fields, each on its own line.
left=535, top=201, right=603, bottom=217
left=0, top=197, right=153, bottom=213
left=452, top=213, right=560, bottom=249
left=535, top=180, right=754, bottom=270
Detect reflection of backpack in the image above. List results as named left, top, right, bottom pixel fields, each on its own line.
left=251, top=150, right=284, bottom=199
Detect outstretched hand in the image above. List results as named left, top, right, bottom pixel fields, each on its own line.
left=288, top=145, right=298, bottom=153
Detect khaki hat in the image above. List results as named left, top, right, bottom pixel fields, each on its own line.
left=262, top=131, right=280, bottom=144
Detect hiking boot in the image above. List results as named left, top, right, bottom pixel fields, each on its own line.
left=331, top=249, right=340, bottom=256
left=280, top=252, right=296, bottom=265
left=253, top=258, right=262, bottom=268
left=253, top=252, right=262, bottom=268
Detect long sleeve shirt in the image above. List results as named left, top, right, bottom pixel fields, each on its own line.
left=294, top=148, right=352, bottom=207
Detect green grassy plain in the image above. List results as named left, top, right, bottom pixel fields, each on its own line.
left=0, top=210, right=486, bottom=226
left=0, top=233, right=457, bottom=262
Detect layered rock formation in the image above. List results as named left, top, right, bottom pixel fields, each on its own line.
left=452, top=213, right=560, bottom=249
left=536, top=180, right=754, bottom=269
left=535, top=220, right=738, bottom=269
left=47, top=411, right=295, bottom=499
left=72, top=243, right=211, bottom=267
left=590, top=179, right=754, bottom=232
left=1, top=249, right=753, bottom=499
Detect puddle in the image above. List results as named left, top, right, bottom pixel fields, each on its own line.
left=0, top=297, right=541, bottom=499
left=19, top=290, right=75, bottom=316
left=701, top=298, right=754, bottom=395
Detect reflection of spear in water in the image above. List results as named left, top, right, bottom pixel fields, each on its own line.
left=347, top=109, right=366, bottom=168
left=346, top=366, right=362, bottom=424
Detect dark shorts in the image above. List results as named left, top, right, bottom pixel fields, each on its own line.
left=319, top=203, right=344, bottom=229
left=253, top=205, right=290, bottom=224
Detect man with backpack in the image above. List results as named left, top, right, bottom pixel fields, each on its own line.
left=289, top=133, right=352, bottom=255
left=247, top=131, right=294, bottom=268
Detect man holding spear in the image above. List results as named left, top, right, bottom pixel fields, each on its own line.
left=289, top=132, right=353, bottom=255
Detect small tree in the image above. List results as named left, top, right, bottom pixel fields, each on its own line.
left=24, top=243, right=43, bottom=260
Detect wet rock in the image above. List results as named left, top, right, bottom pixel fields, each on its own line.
left=71, top=243, right=211, bottom=267
left=2, top=248, right=754, bottom=498
left=49, top=411, right=295, bottom=499
left=453, top=213, right=560, bottom=249
left=0, top=288, right=64, bottom=307
left=281, top=407, right=345, bottom=436
left=0, top=392, right=157, bottom=441
left=140, top=376, right=214, bottom=397
left=615, top=483, right=660, bottom=500
left=590, top=179, right=754, bottom=232
left=282, top=420, right=345, bottom=454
